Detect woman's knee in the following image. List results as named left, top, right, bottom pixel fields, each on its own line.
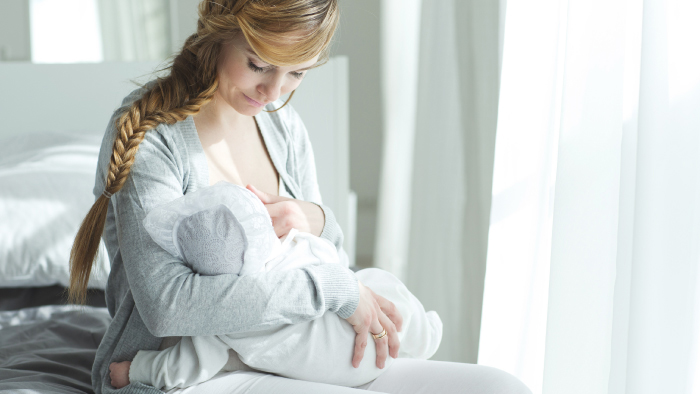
left=472, top=365, right=532, bottom=394
left=365, top=359, right=532, bottom=394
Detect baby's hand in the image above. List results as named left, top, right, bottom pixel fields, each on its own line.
left=109, top=361, right=132, bottom=389
left=247, top=185, right=325, bottom=238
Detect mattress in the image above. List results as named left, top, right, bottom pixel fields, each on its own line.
left=0, top=288, right=110, bottom=394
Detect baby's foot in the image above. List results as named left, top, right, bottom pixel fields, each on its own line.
left=109, top=361, right=132, bottom=389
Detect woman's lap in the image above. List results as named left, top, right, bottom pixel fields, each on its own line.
left=356, top=359, right=532, bottom=394
left=164, top=359, right=532, bottom=394
left=164, top=370, right=361, bottom=394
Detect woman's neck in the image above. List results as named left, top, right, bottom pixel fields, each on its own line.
left=193, top=91, right=254, bottom=139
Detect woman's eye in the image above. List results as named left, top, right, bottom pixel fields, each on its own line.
left=248, top=59, right=304, bottom=80
left=247, top=60, right=266, bottom=73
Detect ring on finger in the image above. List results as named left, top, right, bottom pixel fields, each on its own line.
left=371, top=328, right=388, bottom=340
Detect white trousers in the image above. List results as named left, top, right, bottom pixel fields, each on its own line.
left=165, top=358, right=532, bottom=394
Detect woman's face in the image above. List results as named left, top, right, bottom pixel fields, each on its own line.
left=216, top=33, right=319, bottom=116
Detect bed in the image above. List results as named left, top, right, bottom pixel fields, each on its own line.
left=0, top=58, right=352, bottom=393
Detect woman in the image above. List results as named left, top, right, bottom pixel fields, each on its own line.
left=69, top=1, right=532, bottom=393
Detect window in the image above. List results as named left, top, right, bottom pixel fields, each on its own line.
left=30, top=0, right=103, bottom=63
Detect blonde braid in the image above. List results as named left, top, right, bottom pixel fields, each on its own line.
left=68, top=78, right=218, bottom=306
left=104, top=83, right=218, bottom=196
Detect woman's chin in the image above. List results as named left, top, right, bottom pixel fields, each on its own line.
left=233, top=102, right=265, bottom=117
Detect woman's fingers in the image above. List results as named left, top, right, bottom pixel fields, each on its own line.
left=369, top=288, right=403, bottom=332
left=370, top=314, right=390, bottom=369
left=348, top=282, right=376, bottom=368
left=345, top=282, right=396, bottom=369
left=352, top=324, right=369, bottom=368
left=350, top=297, right=373, bottom=368
left=377, top=309, right=400, bottom=359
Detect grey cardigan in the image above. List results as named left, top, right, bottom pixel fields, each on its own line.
left=91, top=85, right=360, bottom=394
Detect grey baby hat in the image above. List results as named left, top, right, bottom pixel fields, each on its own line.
left=143, top=181, right=279, bottom=276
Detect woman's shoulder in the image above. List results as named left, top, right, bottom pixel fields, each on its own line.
left=93, top=81, right=203, bottom=196
left=114, top=80, right=196, bottom=146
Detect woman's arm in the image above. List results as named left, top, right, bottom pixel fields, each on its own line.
left=105, top=125, right=359, bottom=338
left=279, top=105, right=406, bottom=367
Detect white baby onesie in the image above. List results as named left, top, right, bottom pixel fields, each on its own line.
left=130, top=182, right=442, bottom=390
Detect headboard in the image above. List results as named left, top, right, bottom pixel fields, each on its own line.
left=0, top=58, right=354, bottom=265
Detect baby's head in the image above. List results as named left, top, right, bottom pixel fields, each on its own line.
left=176, top=205, right=248, bottom=275
left=144, top=182, right=280, bottom=276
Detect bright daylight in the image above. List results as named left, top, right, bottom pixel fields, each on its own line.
left=0, top=1, right=698, bottom=393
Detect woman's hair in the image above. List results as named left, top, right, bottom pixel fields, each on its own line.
left=68, top=0, right=339, bottom=305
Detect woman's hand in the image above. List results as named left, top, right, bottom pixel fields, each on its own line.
left=345, top=281, right=403, bottom=369
left=246, top=184, right=325, bottom=238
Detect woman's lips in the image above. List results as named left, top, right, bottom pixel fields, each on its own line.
left=243, top=94, right=265, bottom=108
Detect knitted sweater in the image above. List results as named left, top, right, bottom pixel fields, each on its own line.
left=90, top=84, right=360, bottom=394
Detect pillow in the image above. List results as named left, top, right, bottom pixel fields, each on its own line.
left=0, top=132, right=110, bottom=289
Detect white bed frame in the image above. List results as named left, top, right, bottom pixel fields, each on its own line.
left=0, top=58, right=356, bottom=266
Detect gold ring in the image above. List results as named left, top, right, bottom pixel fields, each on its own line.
left=371, top=328, right=387, bottom=340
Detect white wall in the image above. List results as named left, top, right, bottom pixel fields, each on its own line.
left=331, top=0, right=383, bottom=268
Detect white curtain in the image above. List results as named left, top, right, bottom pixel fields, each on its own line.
left=96, top=0, right=173, bottom=62
left=375, top=0, right=423, bottom=283
left=375, top=0, right=502, bottom=363
left=478, top=1, right=700, bottom=394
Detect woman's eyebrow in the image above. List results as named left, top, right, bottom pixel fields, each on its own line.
left=245, top=48, right=265, bottom=61
left=245, top=48, right=315, bottom=71
left=246, top=49, right=271, bottom=66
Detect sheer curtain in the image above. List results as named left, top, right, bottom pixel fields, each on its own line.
left=478, top=1, right=700, bottom=394
left=96, top=0, right=172, bottom=62
left=375, top=0, right=502, bottom=363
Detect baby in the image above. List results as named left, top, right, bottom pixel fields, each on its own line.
left=110, top=181, right=442, bottom=390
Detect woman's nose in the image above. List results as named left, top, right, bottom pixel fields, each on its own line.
left=258, top=74, right=284, bottom=103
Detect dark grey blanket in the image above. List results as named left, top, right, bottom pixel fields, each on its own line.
left=0, top=305, right=111, bottom=394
